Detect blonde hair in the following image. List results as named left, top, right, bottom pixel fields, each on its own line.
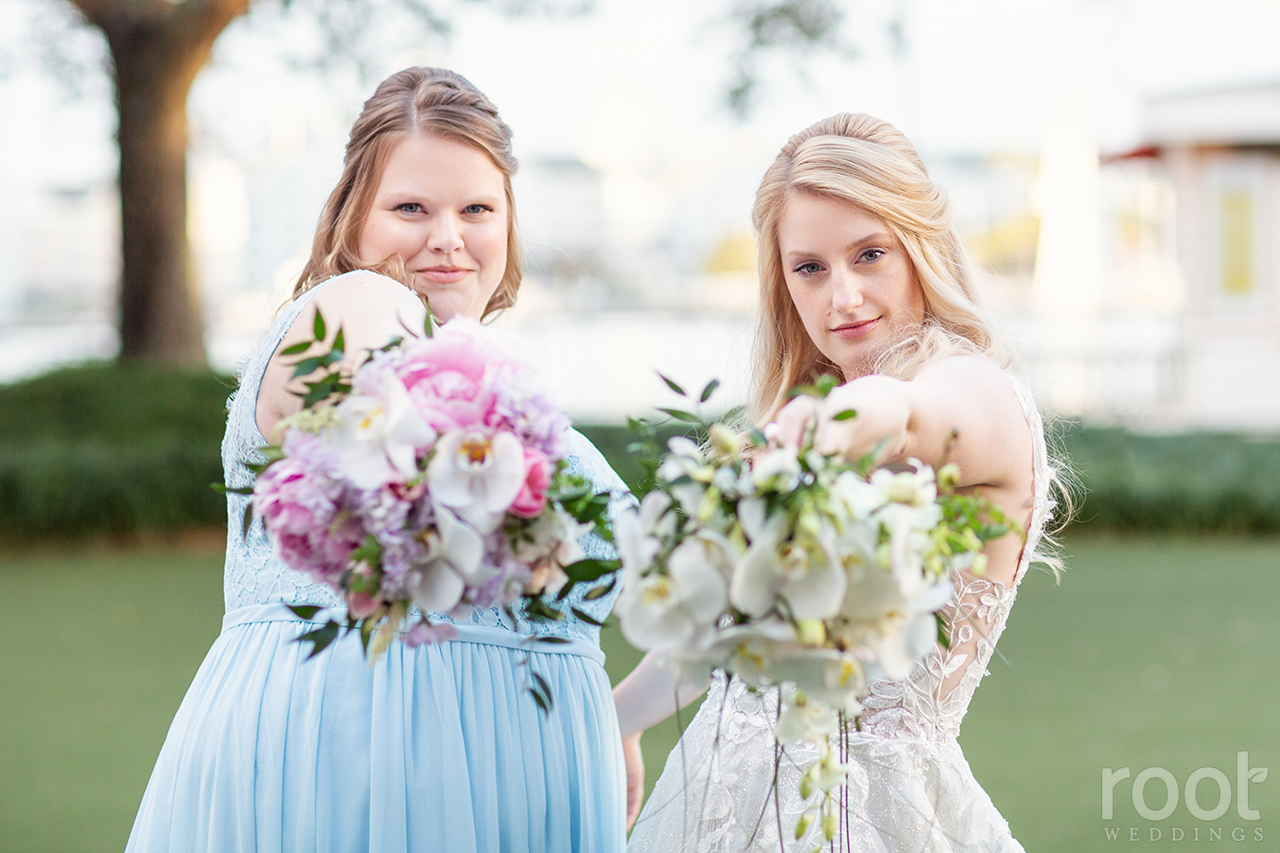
left=750, top=113, right=1015, bottom=423
left=293, top=67, right=522, bottom=318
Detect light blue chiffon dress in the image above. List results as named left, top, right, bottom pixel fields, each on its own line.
left=126, top=278, right=630, bottom=853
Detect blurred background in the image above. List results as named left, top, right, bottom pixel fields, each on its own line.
left=1, top=0, right=1278, bottom=850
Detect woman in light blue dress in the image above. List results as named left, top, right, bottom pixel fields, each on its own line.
left=126, top=67, right=629, bottom=853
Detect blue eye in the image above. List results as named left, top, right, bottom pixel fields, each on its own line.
left=794, top=262, right=823, bottom=276
left=463, top=204, right=494, bottom=216
left=860, top=248, right=886, bottom=263
left=394, top=203, right=423, bottom=214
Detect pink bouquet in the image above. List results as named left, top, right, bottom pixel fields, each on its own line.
left=247, top=315, right=616, bottom=660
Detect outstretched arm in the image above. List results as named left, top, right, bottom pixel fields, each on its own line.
left=612, top=651, right=710, bottom=830
left=773, top=355, right=1031, bottom=495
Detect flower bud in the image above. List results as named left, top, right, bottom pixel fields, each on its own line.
left=937, top=462, right=962, bottom=492
left=795, top=619, right=827, bottom=647
left=709, top=423, right=742, bottom=456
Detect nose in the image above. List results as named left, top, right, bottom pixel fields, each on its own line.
left=830, top=269, right=864, bottom=314
left=428, top=214, right=463, bottom=255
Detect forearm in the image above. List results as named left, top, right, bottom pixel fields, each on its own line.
left=612, top=650, right=709, bottom=738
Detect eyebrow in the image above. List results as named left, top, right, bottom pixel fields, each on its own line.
left=782, top=232, right=897, bottom=260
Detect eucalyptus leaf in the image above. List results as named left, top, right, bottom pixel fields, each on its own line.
left=280, top=341, right=312, bottom=356
left=657, top=372, right=687, bottom=397
left=287, top=604, right=324, bottom=620
left=583, top=579, right=616, bottom=601
left=570, top=607, right=606, bottom=627
left=657, top=407, right=701, bottom=424
left=313, top=309, right=326, bottom=341
left=699, top=378, right=720, bottom=403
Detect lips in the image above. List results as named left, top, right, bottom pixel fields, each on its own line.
left=416, top=266, right=473, bottom=285
left=831, top=317, right=879, bottom=339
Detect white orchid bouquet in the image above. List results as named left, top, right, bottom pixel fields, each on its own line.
left=238, top=310, right=616, bottom=680
left=614, top=376, right=1015, bottom=842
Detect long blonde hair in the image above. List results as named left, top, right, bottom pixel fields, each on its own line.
left=750, top=113, right=1015, bottom=423
left=293, top=67, right=522, bottom=318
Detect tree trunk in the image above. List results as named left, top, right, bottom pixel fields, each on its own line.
left=75, top=0, right=252, bottom=365
left=108, top=25, right=205, bottom=364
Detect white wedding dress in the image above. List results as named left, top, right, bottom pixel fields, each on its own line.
left=626, top=378, right=1054, bottom=853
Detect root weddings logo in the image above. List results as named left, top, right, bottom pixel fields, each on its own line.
left=1102, top=752, right=1268, bottom=843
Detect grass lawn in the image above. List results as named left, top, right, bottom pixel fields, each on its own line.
left=1, top=534, right=1277, bottom=852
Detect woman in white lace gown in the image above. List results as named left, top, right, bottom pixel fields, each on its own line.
left=617, top=113, right=1060, bottom=852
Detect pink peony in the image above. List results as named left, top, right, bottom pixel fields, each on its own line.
left=393, top=321, right=510, bottom=433
left=510, top=448, right=552, bottom=519
left=253, top=451, right=363, bottom=585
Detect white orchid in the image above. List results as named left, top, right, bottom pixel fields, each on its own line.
left=615, top=490, right=675, bottom=575
left=750, top=446, right=802, bottom=493
left=616, top=531, right=731, bottom=654
left=775, top=684, right=840, bottom=745
left=869, top=460, right=937, bottom=508
left=730, top=510, right=846, bottom=621
left=411, top=504, right=488, bottom=613
left=326, top=375, right=436, bottom=490
left=839, top=561, right=953, bottom=681
left=427, top=428, right=526, bottom=533
left=657, top=436, right=711, bottom=483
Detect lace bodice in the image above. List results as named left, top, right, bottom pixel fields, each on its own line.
left=220, top=275, right=630, bottom=644
left=856, top=376, right=1053, bottom=740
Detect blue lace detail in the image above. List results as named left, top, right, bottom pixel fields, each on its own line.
left=220, top=274, right=632, bottom=646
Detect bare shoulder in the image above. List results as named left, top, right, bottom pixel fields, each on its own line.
left=257, top=272, right=427, bottom=440
left=906, top=355, right=1032, bottom=492
left=306, top=271, right=429, bottom=339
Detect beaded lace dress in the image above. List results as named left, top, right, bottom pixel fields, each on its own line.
left=627, top=377, right=1054, bottom=853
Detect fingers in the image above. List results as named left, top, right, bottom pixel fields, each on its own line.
left=622, top=733, right=645, bottom=831
left=772, top=395, right=823, bottom=448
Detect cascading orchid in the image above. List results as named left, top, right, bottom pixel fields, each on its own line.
left=614, top=378, right=1017, bottom=844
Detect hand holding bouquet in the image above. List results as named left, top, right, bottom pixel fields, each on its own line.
left=243, top=311, right=616, bottom=666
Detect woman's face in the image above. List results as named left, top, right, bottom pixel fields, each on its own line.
left=777, top=192, right=925, bottom=380
left=357, top=133, right=508, bottom=322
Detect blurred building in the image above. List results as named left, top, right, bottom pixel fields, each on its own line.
left=1028, top=80, right=1280, bottom=432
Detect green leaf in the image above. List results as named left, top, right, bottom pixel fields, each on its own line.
left=831, top=408, right=858, bottom=421
left=699, top=378, right=721, bottom=403
left=570, top=607, right=606, bottom=627
left=290, top=357, right=324, bottom=379
left=529, top=681, right=551, bottom=716
left=287, top=604, right=324, bottom=620
left=297, top=621, right=340, bottom=659
left=241, top=502, right=254, bottom=539
left=657, top=372, right=687, bottom=397
left=332, top=328, right=345, bottom=354
left=657, top=407, right=701, bottom=424
left=530, top=670, right=553, bottom=713
left=562, top=558, right=619, bottom=583
left=350, top=535, right=383, bottom=567
left=280, top=340, right=312, bottom=356
left=583, top=579, right=616, bottom=601
left=313, top=309, right=326, bottom=341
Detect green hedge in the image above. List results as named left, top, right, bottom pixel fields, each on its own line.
left=2, top=363, right=1279, bottom=539
left=0, top=363, right=234, bottom=539
left=1055, top=425, right=1280, bottom=533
